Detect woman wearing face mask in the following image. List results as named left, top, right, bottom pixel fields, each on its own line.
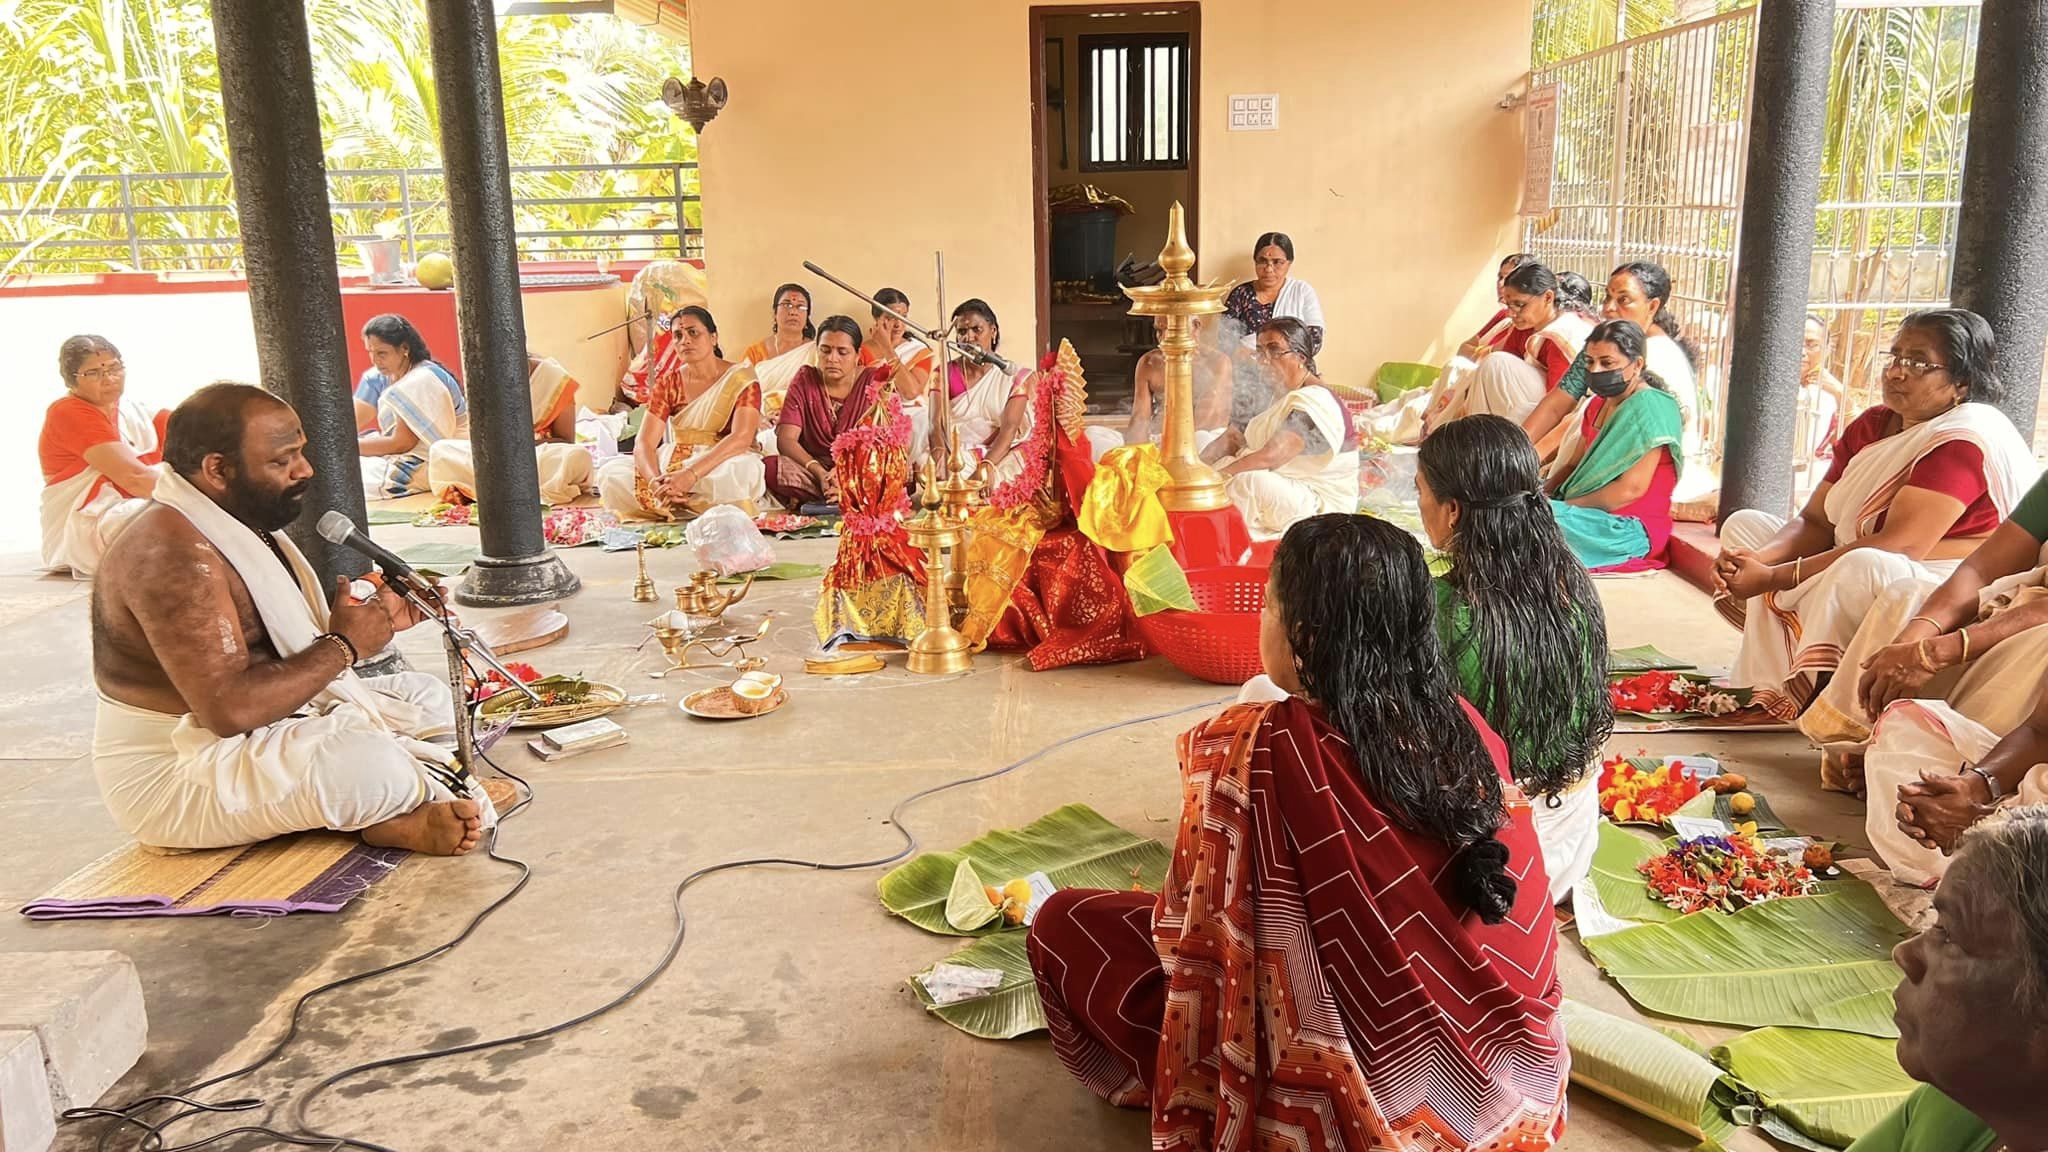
left=1715, top=311, right=2039, bottom=763
left=1542, top=320, right=1685, bottom=571
left=1525, top=262, right=1697, bottom=469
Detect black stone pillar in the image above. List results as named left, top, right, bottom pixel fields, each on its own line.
left=1718, top=0, right=1833, bottom=523
left=425, top=0, right=581, bottom=606
left=1952, top=0, right=2048, bottom=443
left=210, top=0, right=365, bottom=585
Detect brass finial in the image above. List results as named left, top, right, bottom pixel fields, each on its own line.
left=1157, top=201, right=1196, bottom=282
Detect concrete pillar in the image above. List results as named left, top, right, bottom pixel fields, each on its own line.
left=424, top=0, right=581, bottom=606
left=1951, top=0, right=2048, bottom=443
left=210, top=0, right=366, bottom=584
left=1718, top=0, right=1833, bottom=522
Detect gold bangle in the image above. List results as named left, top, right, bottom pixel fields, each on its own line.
left=317, top=631, right=358, bottom=667
left=1792, top=556, right=1805, bottom=586
left=1917, top=638, right=1939, bottom=674
left=1909, top=614, right=1944, bottom=633
left=1958, top=627, right=1972, bottom=665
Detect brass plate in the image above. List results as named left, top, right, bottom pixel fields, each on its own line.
left=680, top=686, right=789, bottom=720
left=477, top=681, right=627, bottom=729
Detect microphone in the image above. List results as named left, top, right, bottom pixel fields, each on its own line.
left=316, top=510, right=428, bottom=590
left=950, top=343, right=1019, bottom=375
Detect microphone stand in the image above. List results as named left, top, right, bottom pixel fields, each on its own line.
left=385, top=577, right=542, bottom=788
left=800, top=260, right=1022, bottom=375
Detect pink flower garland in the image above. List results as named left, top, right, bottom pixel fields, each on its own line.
left=984, top=365, right=1063, bottom=511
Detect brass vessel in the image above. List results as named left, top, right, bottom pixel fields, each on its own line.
left=630, top=540, right=658, bottom=603
left=1121, top=202, right=1233, bottom=512
left=673, top=569, right=754, bottom=621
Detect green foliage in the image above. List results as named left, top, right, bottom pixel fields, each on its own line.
left=0, top=0, right=697, bottom=272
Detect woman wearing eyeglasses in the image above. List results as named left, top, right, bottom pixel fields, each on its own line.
left=1715, top=310, right=2040, bottom=786
left=740, top=283, right=819, bottom=448
left=1206, top=318, right=1359, bottom=540
left=1220, top=233, right=1325, bottom=356
left=39, top=335, right=169, bottom=579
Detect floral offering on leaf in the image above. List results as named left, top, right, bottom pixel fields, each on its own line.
left=1597, top=755, right=1703, bottom=825
left=1639, top=834, right=1816, bottom=914
left=543, top=506, right=616, bottom=548
left=1608, top=670, right=1748, bottom=717
left=471, top=661, right=541, bottom=700
left=415, top=502, right=473, bottom=528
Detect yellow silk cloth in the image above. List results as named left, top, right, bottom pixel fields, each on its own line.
left=1076, top=444, right=1174, bottom=554
left=958, top=486, right=1062, bottom=650
left=814, top=573, right=924, bottom=647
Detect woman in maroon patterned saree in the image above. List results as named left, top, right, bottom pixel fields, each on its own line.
left=1028, top=514, right=1568, bottom=1152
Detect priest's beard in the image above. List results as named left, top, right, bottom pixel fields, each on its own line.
left=223, top=467, right=311, bottom=533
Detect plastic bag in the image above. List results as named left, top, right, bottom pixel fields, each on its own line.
left=685, top=504, right=776, bottom=576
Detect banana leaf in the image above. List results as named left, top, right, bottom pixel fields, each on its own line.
left=1677, top=789, right=1790, bottom=835
left=909, top=930, right=1045, bottom=1039
left=878, top=804, right=1169, bottom=936
left=1560, top=1000, right=1741, bottom=1148
left=1590, top=821, right=1680, bottom=925
left=393, top=540, right=485, bottom=576
left=1811, top=988, right=1899, bottom=1039
left=1584, top=884, right=1909, bottom=1036
left=366, top=508, right=415, bottom=524
left=717, top=562, right=823, bottom=583
left=943, top=858, right=1001, bottom=932
left=1610, top=644, right=1699, bottom=673
left=1712, top=1028, right=1914, bottom=1149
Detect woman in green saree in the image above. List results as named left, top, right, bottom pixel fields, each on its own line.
left=1545, top=319, right=1685, bottom=572
left=1418, top=415, right=1615, bottom=901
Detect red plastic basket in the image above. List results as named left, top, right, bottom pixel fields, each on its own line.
left=1135, top=565, right=1269, bottom=685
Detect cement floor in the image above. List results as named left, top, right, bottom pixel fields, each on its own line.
left=0, top=529, right=1873, bottom=1152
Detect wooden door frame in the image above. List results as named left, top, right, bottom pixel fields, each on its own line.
left=1030, top=1, right=1201, bottom=358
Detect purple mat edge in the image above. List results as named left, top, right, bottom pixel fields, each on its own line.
left=19, top=843, right=410, bottom=922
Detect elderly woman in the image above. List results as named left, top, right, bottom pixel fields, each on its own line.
left=1543, top=319, right=1685, bottom=571
left=1420, top=416, right=1614, bottom=900
left=356, top=314, right=469, bottom=500
left=596, top=306, right=767, bottom=520
left=1220, top=231, right=1325, bottom=355
left=940, top=298, right=1035, bottom=486
left=39, top=335, right=167, bottom=579
left=1028, top=514, right=1567, bottom=1150
left=1847, top=806, right=2048, bottom=1151
left=1716, top=310, right=2039, bottom=766
left=765, top=316, right=883, bottom=511
left=1205, top=318, right=1358, bottom=540
left=1424, top=262, right=1595, bottom=433
left=1799, top=468, right=2048, bottom=771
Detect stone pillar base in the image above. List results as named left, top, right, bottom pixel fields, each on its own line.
left=455, top=551, right=582, bottom=608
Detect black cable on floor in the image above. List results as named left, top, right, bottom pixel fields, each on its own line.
left=65, top=665, right=1228, bottom=1152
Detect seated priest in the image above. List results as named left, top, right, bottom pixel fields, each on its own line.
left=92, top=383, right=488, bottom=855
left=1085, top=313, right=1234, bottom=462
left=766, top=316, right=885, bottom=511
left=428, top=352, right=594, bottom=506
left=1203, top=318, right=1360, bottom=541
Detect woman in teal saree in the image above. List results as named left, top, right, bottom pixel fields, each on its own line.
left=1546, top=319, right=1685, bottom=572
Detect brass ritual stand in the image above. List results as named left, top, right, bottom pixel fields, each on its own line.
left=1121, top=202, right=1233, bottom=512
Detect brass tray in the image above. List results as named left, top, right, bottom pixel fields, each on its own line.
left=476, top=680, right=627, bottom=729
left=680, top=686, right=789, bottom=720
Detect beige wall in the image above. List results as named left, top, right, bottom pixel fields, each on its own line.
left=690, top=0, right=1531, bottom=386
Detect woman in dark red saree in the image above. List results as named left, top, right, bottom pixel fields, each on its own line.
left=1028, top=514, right=1568, bottom=1151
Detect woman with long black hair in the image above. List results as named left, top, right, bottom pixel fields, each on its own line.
left=1420, top=415, right=1615, bottom=899
left=1029, top=514, right=1566, bottom=1151
left=1421, top=261, right=1596, bottom=434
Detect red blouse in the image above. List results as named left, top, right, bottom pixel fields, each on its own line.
left=1824, top=405, right=1999, bottom=538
